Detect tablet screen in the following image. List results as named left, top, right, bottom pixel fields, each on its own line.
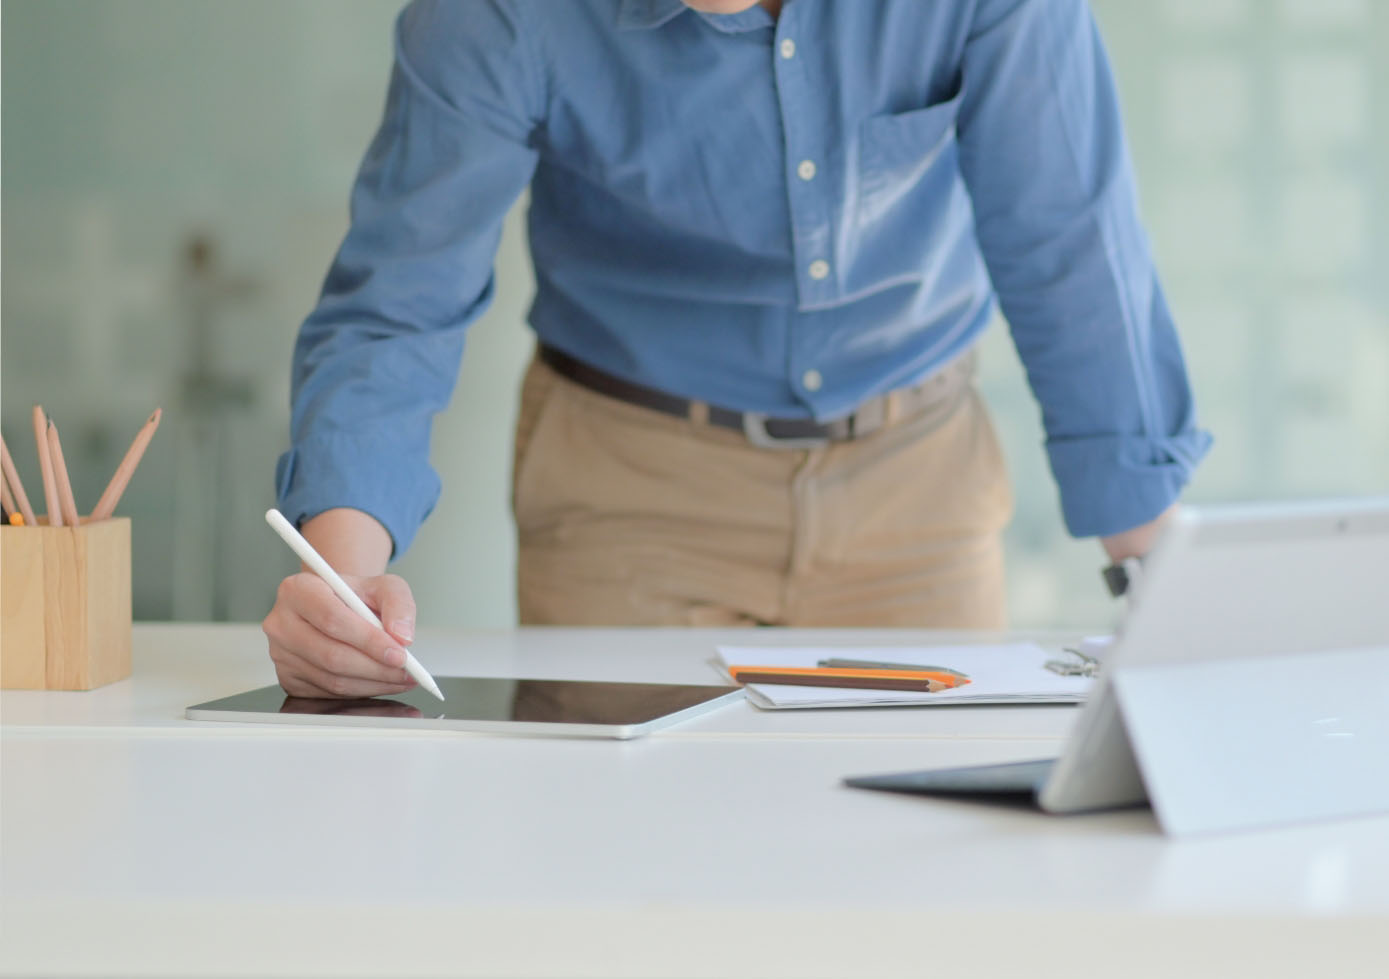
left=187, top=676, right=742, bottom=736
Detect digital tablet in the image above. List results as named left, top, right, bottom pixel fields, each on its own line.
left=844, top=497, right=1389, bottom=835
left=186, top=676, right=743, bottom=739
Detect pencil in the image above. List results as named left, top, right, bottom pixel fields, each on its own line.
left=0, top=478, right=15, bottom=519
left=0, top=433, right=38, bottom=526
left=33, top=406, right=61, bottom=525
left=90, top=408, right=162, bottom=521
left=46, top=420, right=82, bottom=527
left=817, top=657, right=969, bottom=678
left=728, top=669, right=950, bottom=693
left=726, top=665, right=968, bottom=692
left=263, top=508, right=445, bottom=702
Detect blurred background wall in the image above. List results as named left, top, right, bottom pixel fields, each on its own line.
left=3, top=0, right=1386, bottom=632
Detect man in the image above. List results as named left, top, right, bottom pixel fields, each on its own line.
left=264, top=0, right=1211, bottom=698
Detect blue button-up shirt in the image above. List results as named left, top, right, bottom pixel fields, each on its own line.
left=279, top=0, right=1211, bottom=556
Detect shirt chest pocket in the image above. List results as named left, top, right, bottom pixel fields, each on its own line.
left=856, top=89, right=964, bottom=223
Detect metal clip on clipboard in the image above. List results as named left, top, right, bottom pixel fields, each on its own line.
left=1045, top=635, right=1114, bottom=678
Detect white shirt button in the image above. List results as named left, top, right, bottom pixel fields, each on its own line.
left=796, top=159, right=816, bottom=181
left=779, top=38, right=796, bottom=59
left=808, top=259, right=830, bottom=280
left=802, top=369, right=823, bottom=392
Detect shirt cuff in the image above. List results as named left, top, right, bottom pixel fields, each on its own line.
left=275, top=432, right=440, bottom=559
left=1046, top=428, right=1213, bottom=539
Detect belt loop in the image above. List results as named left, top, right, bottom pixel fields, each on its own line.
left=851, top=396, right=887, bottom=436
left=884, top=391, right=902, bottom=428
left=688, top=401, right=710, bottom=426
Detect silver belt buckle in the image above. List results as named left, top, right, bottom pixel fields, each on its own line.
left=741, top=413, right=831, bottom=451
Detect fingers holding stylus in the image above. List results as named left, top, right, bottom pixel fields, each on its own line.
left=264, top=624, right=415, bottom=699
left=271, top=647, right=416, bottom=700
left=262, top=573, right=417, bottom=698
left=355, top=574, right=417, bottom=646
left=277, top=573, right=410, bottom=669
left=271, top=611, right=414, bottom=685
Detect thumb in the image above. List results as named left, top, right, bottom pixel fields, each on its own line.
left=360, top=574, right=417, bottom=645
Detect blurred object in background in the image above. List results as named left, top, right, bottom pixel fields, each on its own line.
left=2, top=0, right=1384, bottom=628
left=173, top=231, right=257, bottom=620
left=980, top=0, right=1389, bottom=628
left=2, top=0, right=409, bottom=621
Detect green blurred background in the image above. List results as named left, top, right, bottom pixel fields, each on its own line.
left=3, top=0, right=1386, bottom=630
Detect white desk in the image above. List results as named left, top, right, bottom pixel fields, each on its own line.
left=3, top=624, right=1385, bottom=978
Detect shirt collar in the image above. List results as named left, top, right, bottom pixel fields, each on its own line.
left=616, top=0, right=688, bottom=30
left=616, top=0, right=775, bottom=34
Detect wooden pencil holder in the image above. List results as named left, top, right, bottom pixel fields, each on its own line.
left=1, top=518, right=132, bottom=690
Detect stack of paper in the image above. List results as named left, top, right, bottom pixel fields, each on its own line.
left=715, top=643, right=1092, bottom=709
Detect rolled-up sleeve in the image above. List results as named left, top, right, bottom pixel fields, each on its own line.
left=955, top=0, right=1211, bottom=538
left=277, top=0, right=542, bottom=556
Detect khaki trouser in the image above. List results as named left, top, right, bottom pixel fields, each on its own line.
left=511, top=351, right=1013, bottom=628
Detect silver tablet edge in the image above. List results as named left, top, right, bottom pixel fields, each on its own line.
left=185, top=687, right=746, bottom=740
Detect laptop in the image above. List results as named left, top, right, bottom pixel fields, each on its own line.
left=845, top=497, right=1389, bottom=836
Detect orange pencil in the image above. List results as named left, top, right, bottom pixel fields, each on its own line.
left=33, top=405, right=61, bottom=525
left=0, top=433, right=38, bottom=526
left=90, top=408, right=161, bottom=521
left=46, top=420, right=82, bottom=528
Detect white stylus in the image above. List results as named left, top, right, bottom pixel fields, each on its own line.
left=265, top=508, right=445, bottom=701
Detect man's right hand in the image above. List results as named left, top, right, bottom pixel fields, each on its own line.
left=263, top=571, right=418, bottom=698
left=261, top=507, right=416, bottom=699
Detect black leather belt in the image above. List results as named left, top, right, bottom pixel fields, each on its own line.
left=537, top=344, right=970, bottom=450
